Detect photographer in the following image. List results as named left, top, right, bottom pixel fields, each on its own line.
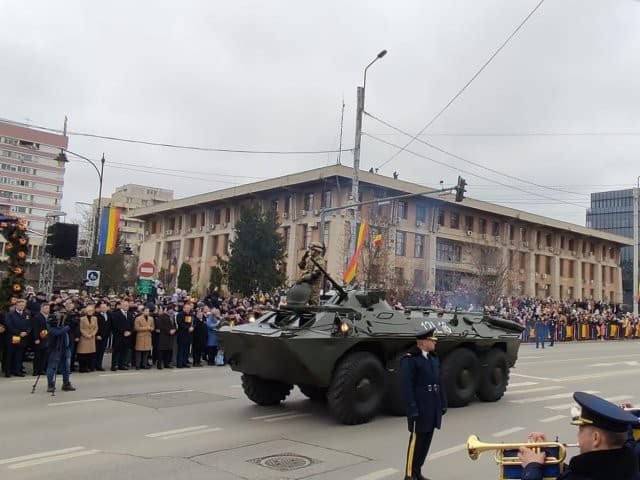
left=46, top=302, right=76, bottom=392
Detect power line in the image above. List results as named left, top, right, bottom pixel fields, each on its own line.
left=0, top=117, right=353, bottom=155
left=368, top=131, right=640, bottom=137
left=363, top=132, right=589, bottom=210
left=105, top=160, right=266, bottom=180
left=377, top=0, right=546, bottom=168
left=365, top=110, right=586, bottom=197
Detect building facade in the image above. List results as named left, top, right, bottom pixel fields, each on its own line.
left=93, top=184, right=174, bottom=255
left=0, top=120, right=68, bottom=265
left=586, top=189, right=638, bottom=305
left=133, top=165, right=631, bottom=302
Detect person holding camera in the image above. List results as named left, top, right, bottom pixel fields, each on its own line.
left=46, top=303, right=76, bottom=392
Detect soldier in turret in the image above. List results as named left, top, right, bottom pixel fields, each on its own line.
left=297, top=241, right=325, bottom=306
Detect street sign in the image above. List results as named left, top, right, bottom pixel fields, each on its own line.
left=138, top=262, right=156, bottom=278
left=85, top=270, right=101, bottom=287
left=137, top=277, right=154, bottom=294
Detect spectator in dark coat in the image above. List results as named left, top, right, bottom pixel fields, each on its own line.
left=110, top=300, right=133, bottom=371
left=192, top=309, right=207, bottom=367
left=95, top=302, right=111, bottom=371
left=31, top=303, right=50, bottom=375
left=154, top=305, right=176, bottom=369
left=5, top=299, right=31, bottom=377
left=176, top=302, right=194, bottom=368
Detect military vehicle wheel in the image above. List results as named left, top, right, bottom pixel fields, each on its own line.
left=298, top=384, right=327, bottom=402
left=477, top=349, right=509, bottom=402
left=442, top=348, right=479, bottom=407
left=241, top=374, right=293, bottom=406
left=328, top=352, right=386, bottom=425
left=384, top=352, right=408, bottom=416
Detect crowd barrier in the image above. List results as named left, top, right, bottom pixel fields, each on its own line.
left=521, top=322, right=640, bottom=342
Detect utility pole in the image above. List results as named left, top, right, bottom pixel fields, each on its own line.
left=348, top=50, right=387, bottom=267
left=634, top=179, right=639, bottom=316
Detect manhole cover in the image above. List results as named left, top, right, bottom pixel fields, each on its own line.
left=247, top=453, right=320, bottom=472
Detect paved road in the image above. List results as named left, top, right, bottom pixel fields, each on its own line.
left=2, top=340, right=640, bottom=479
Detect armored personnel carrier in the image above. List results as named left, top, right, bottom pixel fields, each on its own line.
left=218, top=280, right=523, bottom=425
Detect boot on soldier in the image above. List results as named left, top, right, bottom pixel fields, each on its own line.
left=62, top=382, right=76, bottom=391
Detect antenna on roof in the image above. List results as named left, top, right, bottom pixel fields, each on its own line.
left=336, top=98, right=345, bottom=165
left=63, top=116, right=68, bottom=137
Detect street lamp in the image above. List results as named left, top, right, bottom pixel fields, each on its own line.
left=349, top=49, right=388, bottom=268
left=55, top=149, right=105, bottom=258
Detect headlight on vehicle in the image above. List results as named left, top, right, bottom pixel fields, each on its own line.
left=340, top=322, right=350, bottom=334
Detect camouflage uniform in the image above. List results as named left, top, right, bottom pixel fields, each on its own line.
left=297, top=243, right=325, bottom=306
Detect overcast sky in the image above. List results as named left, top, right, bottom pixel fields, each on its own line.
left=2, top=0, right=640, bottom=227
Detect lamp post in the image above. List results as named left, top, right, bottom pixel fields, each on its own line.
left=349, top=49, right=387, bottom=267
left=55, top=150, right=105, bottom=258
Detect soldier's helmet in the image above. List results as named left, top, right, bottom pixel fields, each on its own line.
left=309, top=241, right=325, bottom=252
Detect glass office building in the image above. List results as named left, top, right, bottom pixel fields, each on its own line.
left=586, top=189, right=637, bottom=305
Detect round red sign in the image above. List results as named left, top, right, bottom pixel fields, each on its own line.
left=138, top=262, right=156, bottom=278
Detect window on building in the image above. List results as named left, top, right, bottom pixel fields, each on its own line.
left=271, top=199, right=279, bottom=212
left=414, top=234, right=424, bottom=258
left=436, top=239, right=462, bottom=263
left=609, top=267, right=614, bottom=283
left=212, top=236, right=219, bottom=256
left=416, top=204, right=427, bottom=223
left=394, top=267, right=405, bottom=282
left=520, top=227, right=527, bottom=243
left=545, top=256, right=551, bottom=275
left=536, top=231, right=542, bottom=249
left=569, top=261, right=575, bottom=278
left=492, top=222, right=500, bottom=237
left=560, top=236, right=565, bottom=250
left=479, top=218, right=487, bottom=235
left=450, top=212, right=460, bottom=229
left=413, top=269, right=425, bottom=289
left=397, top=200, right=408, bottom=220
left=304, top=193, right=314, bottom=211
left=213, top=209, right=221, bottom=224
left=321, top=191, right=332, bottom=209
left=569, top=238, right=575, bottom=251
left=546, top=234, right=553, bottom=248
left=395, top=231, right=406, bottom=256
left=519, top=252, right=526, bottom=269
left=225, top=208, right=231, bottom=223
left=284, top=195, right=292, bottom=215
left=465, top=215, right=474, bottom=232
left=437, top=209, right=445, bottom=226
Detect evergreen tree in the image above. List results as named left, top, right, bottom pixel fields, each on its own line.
left=177, top=262, right=193, bottom=292
left=227, top=204, right=286, bottom=296
left=209, top=265, right=224, bottom=292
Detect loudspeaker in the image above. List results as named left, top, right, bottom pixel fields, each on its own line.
left=45, top=222, right=78, bottom=259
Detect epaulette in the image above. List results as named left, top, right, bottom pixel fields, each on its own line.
left=403, top=352, right=412, bottom=358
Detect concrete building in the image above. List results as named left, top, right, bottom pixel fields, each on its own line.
left=132, top=165, right=631, bottom=302
left=93, top=184, right=174, bottom=254
left=0, top=120, right=68, bottom=264
left=586, top=189, right=638, bottom=305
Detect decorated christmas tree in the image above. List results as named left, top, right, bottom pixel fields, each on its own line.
left=0, top=216, right=29, bottom=309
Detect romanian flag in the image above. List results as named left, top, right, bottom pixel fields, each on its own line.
left=343, top=223, right=369, bottom=284
left=373, top=233, right=383, bottom=248
left=97, top=207, right=122, bottom=255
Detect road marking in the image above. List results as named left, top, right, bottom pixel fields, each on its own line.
left=159, top=427, right=222, bottom=440
left=547, top=402, right=576, bottom=411
left=146, top=425, right=209, bottom=438
left=555, top=371, right=640, bottom=382
left=519, top=356, right=543, bottom=359
left=0, top=447, right=85, bottom=466
left=48, top=398, right=106, bottom=407
left=590, top=361, right=640, bottom=367
left=148, top=389, right=194, bottom=396
left=264, top=413, right=312, bottom=423
left=508, top=381, right=538, bottom=388
left=9, top=449, right=100, bottom=469
left=98, top=372, right=142, bottom=377
left=427, top=443, right=467, bottom=460
left=518, top=353, right=640, bottom=367
left=539, top=415, right=567, bottom=423
left=505, top=386, right=564, bottom=396
left=11, top=378, right=34, bottom=384
left=492, top=427, right=524, bottom=438
left=251, top=411, right=299, bottom=421
left=354, top=468, right=399, bottom=480
left=510, top=391, right=599, bottom=405
left=546, top=395, right=632, bottom=411
left=511, top=373, right=555, bottom=381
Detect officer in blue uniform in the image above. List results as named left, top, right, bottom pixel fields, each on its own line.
left=401, top=326, right=447, bottom=480
left=519, top=391, right=639, bottom=480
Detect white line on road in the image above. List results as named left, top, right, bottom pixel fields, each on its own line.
left=511, top=373, right=555, bottom=381
left=547, top=403, right=576, bottom=411
left=148, top=389, right=195, bottom=396
left=251, top=411, right=299, bottom=421
left=146, top=425, right=208, bottom=438
left=354, top=468, right=399, bottom=480
left=48, top=398, right=106, bottom=407
left=264, top=413, right=312, bottom=423
left=159, top=427, right=222, bottom=440
left=98, top=372, right=142, bottom=377
left=508, top=382, right=538, bottom=388
left=427, top=443, right=467, bottom=460
left=505, top=386, right=564, bottom=396
left=9, top=449, right=100, bottom=469
left=0, top=447, right=85, bottom=466
left=492, top=427, right=524, bottom=438
left=547, top=395, right=632, bottom=411
left=539, top=415, right=567, bottom=423
left=510, top=391, right=599, bottom=405
left=519, top=356, right=543, bottom=359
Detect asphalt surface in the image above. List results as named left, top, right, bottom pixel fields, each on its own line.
left=2, top=340, right=639, bottom=480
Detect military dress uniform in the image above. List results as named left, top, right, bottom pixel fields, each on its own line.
left=522, top=392, right=639, bottom=480
left=297, top=241, right=325, bottom=306
left=400, top=327, right=447, bottom=480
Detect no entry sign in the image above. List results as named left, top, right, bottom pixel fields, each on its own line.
left=138, top=262, right=156, bottom=278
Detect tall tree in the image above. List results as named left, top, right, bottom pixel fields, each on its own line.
left=177, top=262, right=193, bottom=292
left=227, top=204, right=286, bottom=296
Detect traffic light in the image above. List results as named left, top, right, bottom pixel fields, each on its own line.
left=455, top=176, right=467, bottom=202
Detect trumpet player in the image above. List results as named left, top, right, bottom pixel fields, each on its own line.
left=518, top=391, right=638, bottom=480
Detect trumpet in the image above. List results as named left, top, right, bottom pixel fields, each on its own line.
left=467, top=434, right=578, bottom=466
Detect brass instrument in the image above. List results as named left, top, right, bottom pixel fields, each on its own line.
left=467, top=434, right=578, bottom=465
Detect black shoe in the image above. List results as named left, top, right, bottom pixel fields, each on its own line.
left=47, top=385, right=55, bottom=393
left=119, top=366, right=129, bottom=371
left=5, top=373, right=11, bottom=378
left=418, top=475, right=431, bottom=480
left=157, top=364, right=163, bottom=370
left=111, top=367, right=118, bottom=371
left=14, top=373, right=25, bottom=377
left=184, top=364, right=191, bottom=368
left=135, top=366, right=140, bottom=370
left=165, top=365, right=173, bottom=369
left=62, top=383, right=76, bottom=391
left=96, top=368, right=105, bottom=371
